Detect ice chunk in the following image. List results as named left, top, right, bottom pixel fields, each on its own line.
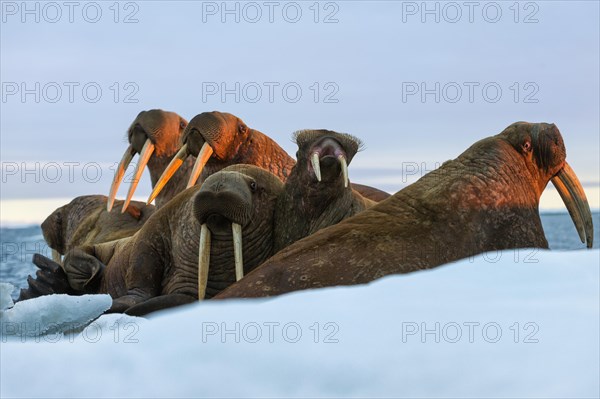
left=0, top=294, right=112, bottom=337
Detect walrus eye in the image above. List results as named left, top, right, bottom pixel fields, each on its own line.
left=239, top=124, right=247, bottom=134
left=522, top=141, right=532, bottom=152
left=179, top=120, right=186, bottom=130
left=249, top=181, right=257, bottom=192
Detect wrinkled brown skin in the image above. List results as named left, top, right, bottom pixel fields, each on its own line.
left=184, top=111, right=295, bottom=183
left=41, top=195, right=155, bottom=255
left=274, top=130, right=375, bottom=253
left=18, top=195, right=155, bottom=301
left=57, top=165, right=283, bottom=315
left=216, top=122, right=568, bottom=299
left=180, top=111, right=388, bottom=201
left=127, top=109, right=191, bottom=208
left=349, top=183, right=390, bottom=202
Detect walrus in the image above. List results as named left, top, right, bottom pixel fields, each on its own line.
left=18, top=195, right=155, bottom=300
left=145, top=111, right=296, bottom=205
left=215, top=122, right=594, bottom=299
left=147, top=111, right=391, bottom=204
left=107, top=109, right=190, bottom=211
left=23, top=165, right=284, bottom=315
left=18, top=131, right=375, bottom=312
left=273, top=129, right=376, bottom=252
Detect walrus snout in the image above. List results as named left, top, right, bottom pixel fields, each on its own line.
left=183, top=111, right=233, bottom=157
left=531, top=123, right=566, bottom=173
left=295, top=130, right=362, bottom=188
left=185, top=129, right=207, bottom=156
left=193, top=190, right=252, bottom=228
left=311, top=137, right=347, bottom=158
left=129, top=124, right=150, bottom=154
left=193, top=171, right=253, bottom=228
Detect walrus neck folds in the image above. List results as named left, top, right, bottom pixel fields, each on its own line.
left=234, top=129, right=295, bottom=180
left=194, top=129, right=294, bottom=185
left=389, top=143, right=548, bottom=254
left=201, top=214, right=274, bottom=299
left=273, top=159, right=356, bottom=252
left=439, top=155, right=539, bottom=212
left=59, top=196, right=108, bottom=252
left=291, top=159, right=349, bottom=210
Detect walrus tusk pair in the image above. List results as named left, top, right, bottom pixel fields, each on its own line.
left=107, top=140, right=155, bottom=213
left=551, top=162, right=594, bottom=248
left=311, top=153, right=349, bottom=187
left=147, top=142, right=214, bottom=205
left=197, top=222, right=244, bottom=300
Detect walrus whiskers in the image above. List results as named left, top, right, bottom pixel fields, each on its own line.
left=121, top=139, right=155, bottom=213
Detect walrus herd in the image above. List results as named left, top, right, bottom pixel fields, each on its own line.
left=17, top=111, right=594, bottom=315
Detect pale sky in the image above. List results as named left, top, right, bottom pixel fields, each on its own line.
left=1, top=1, right=599, bottom=224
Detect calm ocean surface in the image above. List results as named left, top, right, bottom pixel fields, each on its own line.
left=1, top=212, right=598, bottom=300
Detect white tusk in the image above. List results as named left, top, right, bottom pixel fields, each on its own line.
left=107, top=145, right=135, bottom=212
left=338, top=154, right=349, bottom=188
left=232, top=223, right=244, bottom=281
left=121, top=139, right=155, bottom=213
left=198, top=224, right=211, bottom=301
left=51, top=249, right=62, bottom=265
left=187, top=143, right=214, bottom=188
left=551, top=162, right=594, bottom=248
left=147, top=144, right=189, bottom=204
left=552, top=174, right=585, bottom=243
left=311, top=152, right=322, bottom=182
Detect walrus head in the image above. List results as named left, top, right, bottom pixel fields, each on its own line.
left=497, top=122, right=593, bottom=247
left=192, top=165, right=284, bottom=299
left=107, top=109, right=188, bottom=212
left=147, top=112, right=253, bottom=204
left=293, top=129, right=363, bottom=188
left=270, top=129, right=367, bottom=253
left=42, top=196, right=104, bottom=258
left=41, top=195, right=153, bottom=263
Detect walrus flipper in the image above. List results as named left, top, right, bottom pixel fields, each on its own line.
left=124, top=294, right=197, bottom=317
left=17, top=254, right=74, bottom=301
left=62, top=248, right=106, bottom=293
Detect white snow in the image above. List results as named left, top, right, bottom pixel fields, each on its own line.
left=1, top=249, right=599, bottom=398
